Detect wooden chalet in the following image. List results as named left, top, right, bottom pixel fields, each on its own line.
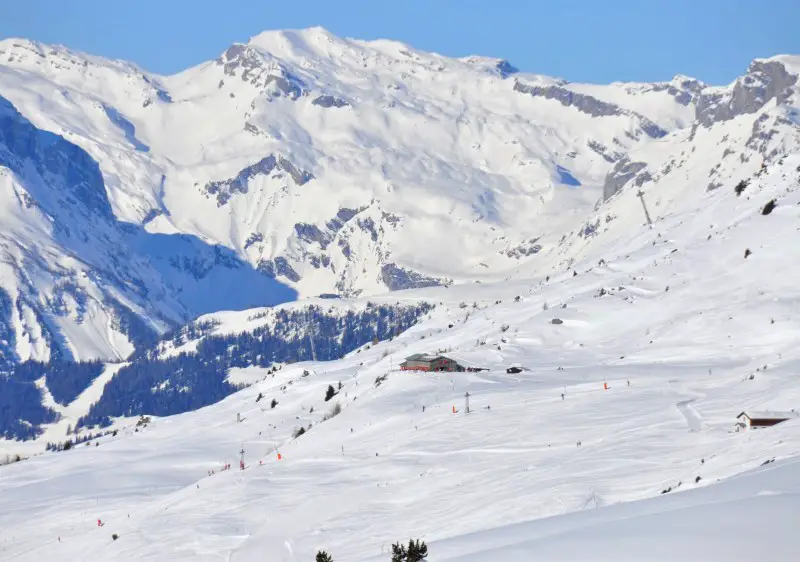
left=736, top=410, right=798, bottom=430
left=400, top=353, right=465, bottom=372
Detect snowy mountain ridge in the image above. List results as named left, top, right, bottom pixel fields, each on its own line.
left=0, top=29, right=798, bottom=361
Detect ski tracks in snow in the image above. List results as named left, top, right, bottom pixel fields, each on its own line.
left=676, top=399, right=705, bottom=432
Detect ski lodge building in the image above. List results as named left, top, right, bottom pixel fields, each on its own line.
left=736, top=410, right=798, bottom=430
left=400, top=353, right=465, bottom=372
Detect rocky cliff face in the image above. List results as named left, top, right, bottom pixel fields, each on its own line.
left=696, top=60, right=798, bottom=126
left=599, top=58, right=800, bottom=202
left=602, top=159, right=650, bottom=201
left=513, top=80, right=668, bottom=139
left=0, top=96, right=113, bottom=220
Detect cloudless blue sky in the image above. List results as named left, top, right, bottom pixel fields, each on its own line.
left=1, top=0, right=798, bottom=84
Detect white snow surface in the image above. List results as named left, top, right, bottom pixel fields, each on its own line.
left=1, top=152, right=800, bottom=560
left=0, top=29, right=797, bottom=361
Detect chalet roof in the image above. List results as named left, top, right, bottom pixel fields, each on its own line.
left=404, top=353, right=443, bottom=362
left=737, top=410, right=799, bottom=420
left=403, top=353, right=460, bottom=363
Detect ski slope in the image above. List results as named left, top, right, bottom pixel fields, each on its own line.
left=1, top=154, right=799, bottom=560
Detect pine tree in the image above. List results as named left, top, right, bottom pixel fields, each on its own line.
left=407, top=539, right=428, bottom=561
left=324, top=384, right=336, bottom=402
left=316, top=550, right=333, bottom=562
left=271, top=398, right=278, bottom=409
left=391, top=539, right=428, bottom=561
left=391, top=542, right=407, bottom=562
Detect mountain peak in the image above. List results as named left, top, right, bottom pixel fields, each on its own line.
left=460, top=55, right=519, bottom=78
left=751, top=54, right=800, bottom=77
left=245, top=26, right=348, bottom=58
left=670, top=74, right=705, bottom=88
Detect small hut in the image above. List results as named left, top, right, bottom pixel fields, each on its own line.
left=736, top=410, right=798, bottom=430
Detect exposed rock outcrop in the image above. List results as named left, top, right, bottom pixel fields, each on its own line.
left=602, top=158, right=649, bottom=200
left=217, top=44, right=305, bottom=99
left=312, top=95, right=350, bottom=108
left=696, top=61, right=798, bottom=126
left=514, top=81, right=667, bottom=139
left=381, top=263, right=450, bottom=291
left=203, top=154, right=314, bottom=206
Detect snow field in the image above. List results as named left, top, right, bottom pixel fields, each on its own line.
left=1, top=153, right=799, bottom=560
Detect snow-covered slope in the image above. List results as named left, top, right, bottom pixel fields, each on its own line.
left=435, top=456, right=800, bottom=561
left=3, top=30, right=795, bottom=362
left=0, top=95, right=295, bottom=366
left=1, top=151, right=798, bottom=560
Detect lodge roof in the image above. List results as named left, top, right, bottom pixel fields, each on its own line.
left=403, top=353, right=457, bottom=363
left=737, top=410, right=798, bottom=421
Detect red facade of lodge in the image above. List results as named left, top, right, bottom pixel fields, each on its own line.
left=399, top=354, right=465, bottom=372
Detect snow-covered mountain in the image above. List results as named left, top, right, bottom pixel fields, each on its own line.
left=1, top=26, right=799, bottom=557
left=1, top=148, right=799, bottom=561
left=1, top=28, right=796, bottom=364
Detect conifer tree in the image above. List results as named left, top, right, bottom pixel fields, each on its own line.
left=391, top=539, right=428, bottom=561
left=391, top=542, right=407, bottom=562
left=407, top=539, right=428, bottom=561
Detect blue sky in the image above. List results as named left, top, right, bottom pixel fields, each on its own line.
left=2, top=0, right=798, bottom=84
